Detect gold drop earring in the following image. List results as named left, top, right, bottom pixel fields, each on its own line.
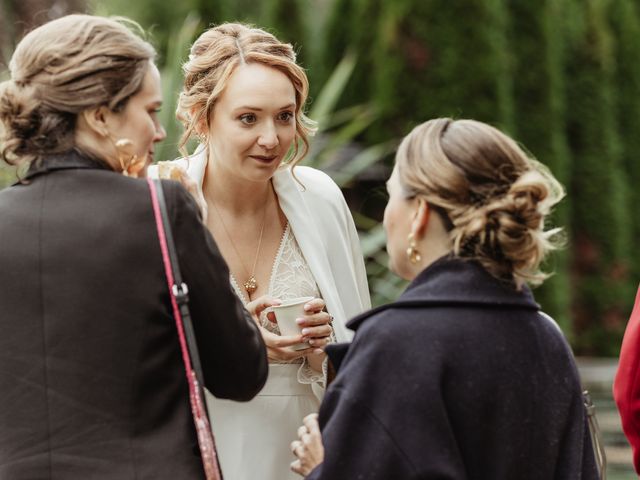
left=114, top=138, right=145, bottom=178
left=406, top=232, right=422, bottom=264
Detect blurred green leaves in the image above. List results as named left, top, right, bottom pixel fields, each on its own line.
left=2, top=0, right=638, bottom=353
left=156, top=12, right=201, bottom=162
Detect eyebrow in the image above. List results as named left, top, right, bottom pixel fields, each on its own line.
left=234, top=103, right=295, bottom=112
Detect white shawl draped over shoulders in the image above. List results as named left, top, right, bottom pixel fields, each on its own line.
left=149, top=149, right=371, bottom=341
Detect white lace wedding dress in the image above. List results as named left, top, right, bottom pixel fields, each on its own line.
left=205, top=224, right=329, bottom=480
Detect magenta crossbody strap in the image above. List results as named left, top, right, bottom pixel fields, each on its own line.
left=147, top=177, right=223, bottom=480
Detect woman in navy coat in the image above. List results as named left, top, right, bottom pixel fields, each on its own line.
left=0, top=15, right=267, bottom=479
left=291, top=118, right=598, bottom=479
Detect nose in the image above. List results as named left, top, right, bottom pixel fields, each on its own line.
left=154, top=124, right=167, bottom=143
left=257, top=122, right=279, bottom=150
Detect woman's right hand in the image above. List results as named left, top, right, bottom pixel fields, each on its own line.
left=246, top=296, right=316, bottom=362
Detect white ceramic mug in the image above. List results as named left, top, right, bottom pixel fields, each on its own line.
left=269, top=296, right=314, bottom=351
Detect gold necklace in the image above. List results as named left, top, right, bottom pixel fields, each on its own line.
left=209, top=184, right=270, bottom=296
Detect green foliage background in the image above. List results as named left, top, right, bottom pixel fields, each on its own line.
left=2, top=0, right=639, bottom=355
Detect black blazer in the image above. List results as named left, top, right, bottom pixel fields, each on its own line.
left=310, top=256, right=598, bottom=480
left=0, top=152, right=267, bottom=479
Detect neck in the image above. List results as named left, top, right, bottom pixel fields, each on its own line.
left=202, top=152, right=273, bottom=215
left=75, top=130, right=118, bottom=171
left=407, top=231, right=452, bottom=281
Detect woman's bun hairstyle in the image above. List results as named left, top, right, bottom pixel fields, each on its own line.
left=396, top=118, right=564, bottom=289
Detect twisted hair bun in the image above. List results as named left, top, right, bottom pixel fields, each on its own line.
left=397, top=118, right=564, bottom=289
left=0, top=14, right=155, bottom=166
left=0, top=79, right=76, bottom=164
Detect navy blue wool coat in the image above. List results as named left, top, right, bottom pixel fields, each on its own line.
left=308, top=256, right=598, bottom=480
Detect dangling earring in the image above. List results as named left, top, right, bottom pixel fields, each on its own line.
left=406, top=232, right=421, bottom=264
left=196, top=132, right=207, bottom=144
left=115, top=138, right=145, bottom=178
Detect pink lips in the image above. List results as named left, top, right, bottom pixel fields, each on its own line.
left=249, top=155, right=278, bottom=164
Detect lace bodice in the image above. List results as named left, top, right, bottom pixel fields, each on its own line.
left=231, top=224, right=329, bottom=385
left=231, top=223, right=321, bottom=327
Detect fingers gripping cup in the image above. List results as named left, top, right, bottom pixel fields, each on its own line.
left=270, top=296, right=314, bottom=351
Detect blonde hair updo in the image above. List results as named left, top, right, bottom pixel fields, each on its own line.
left=396, top=118, right=565, bottom=289
left=177, top=23, right=316, bottom=167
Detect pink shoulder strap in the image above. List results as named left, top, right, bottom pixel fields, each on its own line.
left=147, top=177, right=222, bottom=480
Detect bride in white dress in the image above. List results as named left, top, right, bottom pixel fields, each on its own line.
left=153, top=23, right=370, bottom=480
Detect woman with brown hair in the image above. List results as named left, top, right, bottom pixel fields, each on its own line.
left=153, top=22, right=370, bottom=480
left=0, top=14, right=267, bottom=479
left=290, top=118, right=599, bottom=479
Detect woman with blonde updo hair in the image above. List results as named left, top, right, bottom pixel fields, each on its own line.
left=151, top=22, right=370, bottom=480
left=290, top=118, right=599, bottom=479
left=0, top=14, right=268, bottom=479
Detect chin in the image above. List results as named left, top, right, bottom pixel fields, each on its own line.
left=245, top=171, right=275, bottom=184
left=247, top=164, right=281, bottom=182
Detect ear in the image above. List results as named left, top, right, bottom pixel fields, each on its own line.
left=410, top=198, right=430, bottom=239
left=80, top=105, right=112, bottom=138
left=190, top=107, right=208, bottom=139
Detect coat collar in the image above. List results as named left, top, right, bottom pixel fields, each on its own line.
left=346, top=255, right=539, bottom=332
left=21, top=150, right=112, bottom=182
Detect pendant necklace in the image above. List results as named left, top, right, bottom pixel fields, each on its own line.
left=210, top=184, right=270, bottom=297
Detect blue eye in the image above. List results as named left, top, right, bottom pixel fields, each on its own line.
left=239, top=113, right=257, bottom=125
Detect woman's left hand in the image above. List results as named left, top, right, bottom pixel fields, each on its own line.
left=290, top=413, right=324, bottom=476
left=297, top=298, right=333, bottom=354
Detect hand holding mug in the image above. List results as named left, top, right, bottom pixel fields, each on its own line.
left=296, top=298, right=333, bottom=354
left=246, top=296, right=315, bottom=362
left=267, top=297, right=333, bottom=355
